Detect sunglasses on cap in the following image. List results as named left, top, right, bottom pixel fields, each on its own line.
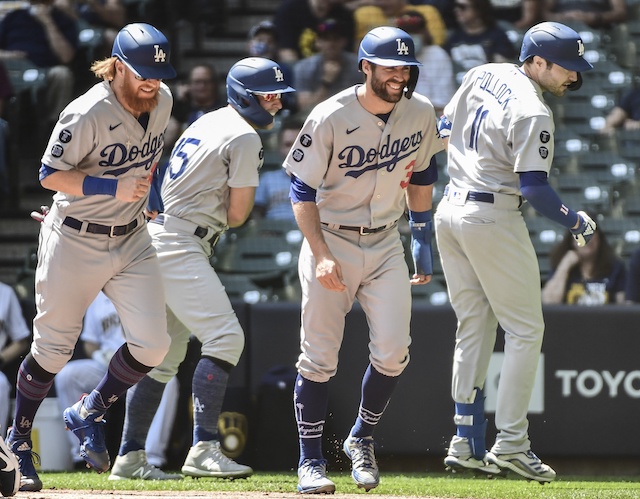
left=252, top=92, right=282, bottom=102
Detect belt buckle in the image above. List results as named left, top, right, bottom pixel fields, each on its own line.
left=359, top=227, right=370, bottom=236
left=109, top=225, right=117, bottom=237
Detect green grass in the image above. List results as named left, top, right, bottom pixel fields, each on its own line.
left=37, top=471, right=640, bottom=498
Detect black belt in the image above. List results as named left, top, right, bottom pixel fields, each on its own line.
left=321, top=221, right=396, bottom=235
left=154, top=214, right=220, bottom=246
left=444, top=186, right=494, bottom=204
left=63, top=216, right=138, bottom=237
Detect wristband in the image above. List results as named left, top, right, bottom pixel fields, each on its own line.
left=82, top=176, right=118, bottom=196
left=409, top=209, right=432, bottom=225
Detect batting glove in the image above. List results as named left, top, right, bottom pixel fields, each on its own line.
left=570, top=211, right=596, bottom=247
left=437, top=115, right=452, bottom=139
left=409, top=210, right=433, bottom=276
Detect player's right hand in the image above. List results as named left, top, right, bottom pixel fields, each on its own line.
left=316, top=256, right=346, bottom=292
left=570, top=211, right=596, bottom=247
left=115, top=176, right=150, bottom=203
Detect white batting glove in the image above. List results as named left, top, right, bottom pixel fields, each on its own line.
left=570, top=211, right=596, bottom=247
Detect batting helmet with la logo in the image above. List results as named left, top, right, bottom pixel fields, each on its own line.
left=226, top=57, right=295, bottom=127
left=112, top=23, right=176, bottom=80
left=358, top=26, right=421, bottom=98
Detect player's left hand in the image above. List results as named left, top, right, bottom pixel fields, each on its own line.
left=409, top=215, right=433, bottom=285
left=570, top=210, right=596, bottom=247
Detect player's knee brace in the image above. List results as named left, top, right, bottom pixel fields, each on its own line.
left=454, top=387, right=487, bottom=460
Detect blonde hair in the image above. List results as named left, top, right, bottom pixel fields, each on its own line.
left=91, top=56, right=118, bottom=81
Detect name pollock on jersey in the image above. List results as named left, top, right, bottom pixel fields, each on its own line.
left=473, top=70, right=516, bottom=110
left=338, top=131, right=423, bottom=179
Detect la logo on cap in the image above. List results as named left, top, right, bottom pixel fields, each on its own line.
left=273, top=66, right=284, bottom=82
left=154, top=44, right=167, bottom=63
left=396, top=38, right=409, bottom=56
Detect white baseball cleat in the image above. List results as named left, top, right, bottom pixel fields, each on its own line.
left=297, top=458, right=336, bottom=494
left=342, top=435, right=379, bottom=491
left=486, top=450, right=556, bottom=482
left=109, top=450, right=182, bottom=480
left=444, top=454, right=503, bottom=476
left=181, top=441, right=253, bottom=478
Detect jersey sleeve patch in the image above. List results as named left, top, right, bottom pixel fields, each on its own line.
left=292, top=149, right=304, bottom=162
left=300, top=134, right=312, bottom=147
left=59, top=129, right=72, bottom=143
left=51, top=144, right=64, bottom=158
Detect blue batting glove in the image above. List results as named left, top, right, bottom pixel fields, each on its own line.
left=409, top=210, right=433, bottom=276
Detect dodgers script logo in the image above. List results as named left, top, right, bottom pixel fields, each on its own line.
left=99, top=132, right=165, bottom=176
left=338, top=131, right=423, bottom=178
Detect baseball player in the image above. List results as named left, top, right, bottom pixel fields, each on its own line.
left=109, top=57, right=295, bottom=480
left=284, top=26, right=443, bottom=494
left=5, top=23, right=176, bottom=492
left=435, top=22, right=596, bottom=482
left=54, top=291, right=180, bottom=477
left=0, top=282, right=30, bottom=432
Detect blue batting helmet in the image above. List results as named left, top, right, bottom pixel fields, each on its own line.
left=358, top=26, right=421, bottom=68
left=357, top=26, right=421, bottom=99
left=519, top=22, right=593, bottom=72
left=226, top=57, right=295, bottom=127
left=112, top=23, right=176, bottom=80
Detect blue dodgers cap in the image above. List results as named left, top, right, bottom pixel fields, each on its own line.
left=112, top=23, right=177, bottom=80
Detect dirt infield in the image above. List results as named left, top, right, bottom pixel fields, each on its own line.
left=17, top=490, right=444, bottom=499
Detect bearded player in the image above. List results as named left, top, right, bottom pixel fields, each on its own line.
left=284, top=26, right=443, bottom=494
left=5, top=23, right=175, bottom=491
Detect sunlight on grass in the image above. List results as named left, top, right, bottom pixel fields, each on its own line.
left=38, top=471, right=640, bottom=498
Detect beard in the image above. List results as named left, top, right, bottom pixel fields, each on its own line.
left=120, top=78, right=160, bottom=114
left=370, top=71, right=405, bottom=104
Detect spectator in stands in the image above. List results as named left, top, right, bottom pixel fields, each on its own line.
left=54, top=0, right=125, bottom=57
left=0, top=281, right=31, bottom=431
left=600, top=87, right=640, bottom=136
left=491, top=0, right=541, bottom=30
left=625, top=246, right=640, bottom=303
left=293, top=18, right=362, bottom=113
left=395, top=10, right=454, bottom=116
left=164, top=64, right=225, bottom=153
left=0, top=62, right=13, bottom=196
left=247, top=20, right=296, bottom=114
left=0, top=0, right=78, bottom=128
left=353, top=0, right=447, bottom=48
left=273, top=0, right=355, bottom=64
left=253, top=116, right=303, bottom=221
left=542, top=219, right=627, bottom=305
left=55, top=291, right=179, bottom=476
left=445, top=0, right=518, bottom=83
left=541, top=0, right=626, bottom=29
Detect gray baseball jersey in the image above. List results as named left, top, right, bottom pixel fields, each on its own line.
left=435, top=62, right=550, bottom=456
left=284, top=86, right=443, bottom=381
left=33, top=80, right=173, bottom=373
left=285, top=86, right=442, bottom=227
left=147, top=105, right=262, bottom=383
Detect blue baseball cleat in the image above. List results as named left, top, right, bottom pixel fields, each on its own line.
left=63, top=397, right=110, bottom=473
